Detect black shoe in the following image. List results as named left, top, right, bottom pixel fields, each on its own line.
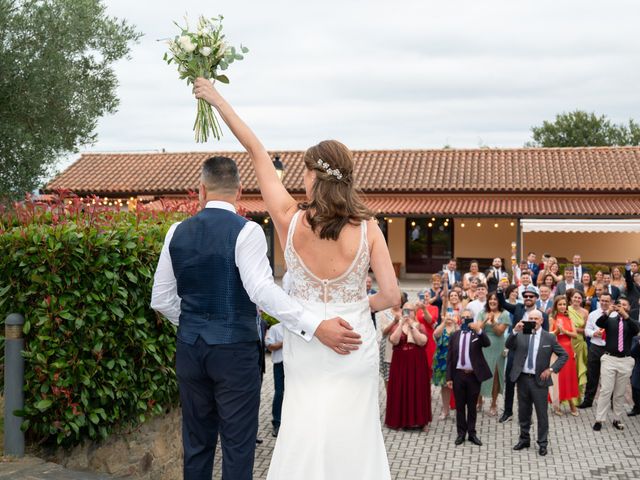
left=593, top=422, right=602, bottom=431
left=454, top=435, right=465, bottom=445
left=513, top=440, right=530, bottom=451
left=499, top=413, right=513, bottom=423
left=468, top=435, right=482, bottom=446
left=272, top=425, right=280, bottom=437
left=612, top=420, right=625, bottom=431
left=628, top=409, right=640, bottom=417
left=255, top=437, right=264, bottom=444
left=539, top=447, right=548, bottom=456
left=577, top=401, right=592, bottom=409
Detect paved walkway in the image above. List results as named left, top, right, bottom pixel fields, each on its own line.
left=3, top=279, right=639, bottom=479
left=4, top=356, right=640, bottom=479
left=0, top=456, right=111, bottom=479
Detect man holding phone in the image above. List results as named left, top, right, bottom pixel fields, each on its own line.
left=593, top=296, right=640, bottom=431
left=497, top=284, right=549, bottom=423
left=446, top=309, right=492, bottom=446
left=506, top=310, right=568, bottom=456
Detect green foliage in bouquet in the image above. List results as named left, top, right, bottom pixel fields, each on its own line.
left=0, top=193, right=188, bottom=446
left=260, top=310, right=280, bottom=327
left=164, top=15, right=249, bottom=142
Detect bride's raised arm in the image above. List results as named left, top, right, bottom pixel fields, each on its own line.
left=194, top=78, right=298, bottom=237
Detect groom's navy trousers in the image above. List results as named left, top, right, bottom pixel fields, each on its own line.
left=177, top=337, right=261, bottom=480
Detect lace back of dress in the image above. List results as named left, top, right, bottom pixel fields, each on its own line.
left=284, top=211, right=369, bottom=304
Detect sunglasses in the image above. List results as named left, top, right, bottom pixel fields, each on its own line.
left=523, top=295, right=536, bottom=299
left=461, top=316, right=473, bottom=320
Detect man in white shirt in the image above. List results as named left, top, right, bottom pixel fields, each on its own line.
left=579, top=291, right=610, bottom=409
left=467, top=283, right=488, bottom=320
left=150, top=156, right=358, bottom=480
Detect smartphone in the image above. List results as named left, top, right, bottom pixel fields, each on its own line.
left=402, top=308, right=411, bottom=317
left=461, top=317, right=473, bottom=331
left=522, top=321, right=535, bottom=334
left=418, top=292, right=425, bottom=301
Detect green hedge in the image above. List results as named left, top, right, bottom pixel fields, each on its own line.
left=0, top=196, right=186, bottom=446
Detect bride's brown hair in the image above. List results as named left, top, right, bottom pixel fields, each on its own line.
left=298, top=140, right=373, bottom=241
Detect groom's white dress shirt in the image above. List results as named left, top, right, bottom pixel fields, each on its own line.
left=151, top=201, right=319, bottom=341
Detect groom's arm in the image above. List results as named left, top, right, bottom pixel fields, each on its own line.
left=151, top=223, right=182, bottom=325
left=237, top=222, right=362, bottom=357
left=237, top=222, right=319, bottom=341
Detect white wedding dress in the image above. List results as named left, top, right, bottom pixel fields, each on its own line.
left=267, top=211, right=391, bottom=480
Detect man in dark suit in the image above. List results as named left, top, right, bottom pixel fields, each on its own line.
left=571, top=254, right=589, bottom=281
left=602, top=272, right=621, bottom=301
left=507, top=309, right=568, bottom=456
left=526, top=251, right=540, bottom=284
left=555, top=267, right=585, bottom=296
left=624, top=260, right=640, bottom=320
left=497, top=285, right=549, bottom=423
left=441, top=258, right=461, bottom=288
left=486, top=257, right=509, bottom=293
left=446, top=309, right=492, bottom=446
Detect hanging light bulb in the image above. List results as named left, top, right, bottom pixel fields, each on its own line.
left=494, top=223, right=499, bottom=228
left=461, top=223, right=466, bottom=228
left=510, top=221, right=515, bottom=227
left=428, top=222, right=433, bottom=228
left=411, top=221, right=416, bottom=227
left=476, top=222, right=481, bottom=227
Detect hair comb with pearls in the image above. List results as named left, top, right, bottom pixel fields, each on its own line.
left=316, top=158, right=343, bottom=180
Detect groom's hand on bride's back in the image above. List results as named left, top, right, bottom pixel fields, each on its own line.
left=315, top=318, right=362, bottom=355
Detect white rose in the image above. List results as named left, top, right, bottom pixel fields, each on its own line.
left=178, top=35, right=196, bottom=53
left=200, top=46, right=212, bottom=57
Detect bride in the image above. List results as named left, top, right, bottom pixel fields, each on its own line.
left=194, top=78, right=400, bottom=479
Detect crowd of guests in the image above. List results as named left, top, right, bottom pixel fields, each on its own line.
left=377, top=253, right=640, bottom=454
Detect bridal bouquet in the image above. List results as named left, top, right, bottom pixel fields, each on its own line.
left=163, top=15, right=248, bottom=142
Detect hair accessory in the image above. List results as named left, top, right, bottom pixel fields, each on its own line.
left=316, top=158, right=343, bottom=180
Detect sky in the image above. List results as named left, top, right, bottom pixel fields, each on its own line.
left=60, top=0, right=640, bottom=170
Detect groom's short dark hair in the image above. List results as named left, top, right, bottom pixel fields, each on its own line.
left=201, top=156, right=240, bottom=194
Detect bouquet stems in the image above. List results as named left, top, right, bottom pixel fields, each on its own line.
left=194, top=98, right=223, bottom=142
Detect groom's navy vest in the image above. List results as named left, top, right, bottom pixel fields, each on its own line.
left=169, top=208, right=258, bottom=345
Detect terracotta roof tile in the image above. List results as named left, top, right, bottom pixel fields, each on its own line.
left=145, top=194, right=640, bottom=218
left=47, top=147, right=640, bottom=196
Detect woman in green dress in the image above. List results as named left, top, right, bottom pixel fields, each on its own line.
left=567, top=289, right=588, bottom=400
left=432, top=311, right=458, bottom=420
left=477, top=292, right=511, bottom=416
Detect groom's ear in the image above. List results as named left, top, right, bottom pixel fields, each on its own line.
left=236, top=183, right=243, bottom=201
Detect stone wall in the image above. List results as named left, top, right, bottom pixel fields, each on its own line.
left=46, top=408, right=183, bottom=479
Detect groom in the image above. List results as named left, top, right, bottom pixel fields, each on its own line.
left=151, top=156, right=360, bottom=480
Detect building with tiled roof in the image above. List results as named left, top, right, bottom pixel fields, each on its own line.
left=47, top=147, right=640, bottom=276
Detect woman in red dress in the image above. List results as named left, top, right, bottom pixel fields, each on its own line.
left=416, top=297, right=438, bottom=374
left=385, top=302, right=432, bottom=432
left=549, top=296, right=580, bottom=416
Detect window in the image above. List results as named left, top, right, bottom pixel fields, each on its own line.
left=405, top=217, right=453, bottom=273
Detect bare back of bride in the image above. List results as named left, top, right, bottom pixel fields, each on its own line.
left=195, top=78, right=400, bottom=479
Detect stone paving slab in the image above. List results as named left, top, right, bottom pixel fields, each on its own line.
left=0, top=456, right=111, bottom=479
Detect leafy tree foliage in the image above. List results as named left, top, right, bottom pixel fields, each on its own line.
left=528, top=110, right=640, bottom=147
left=0, top=0, right=141, bottom=198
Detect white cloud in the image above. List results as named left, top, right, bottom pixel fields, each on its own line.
left=61, top=0, right=640, bottom=171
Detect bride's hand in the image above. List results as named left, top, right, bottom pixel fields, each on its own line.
left=315, top=317, right=362, bottom=355
left=194, top=77, right=223, bottom=108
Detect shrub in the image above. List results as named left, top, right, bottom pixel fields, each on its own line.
left=0, top=192, right=188, bottom=446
